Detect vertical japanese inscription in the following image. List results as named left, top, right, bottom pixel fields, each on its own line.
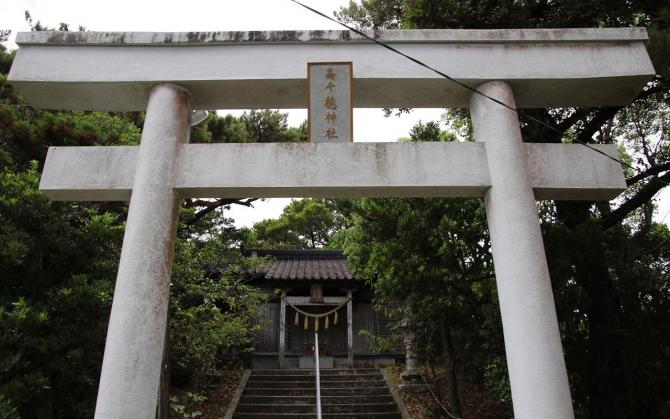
left=308, top=62, right=353, bottom=143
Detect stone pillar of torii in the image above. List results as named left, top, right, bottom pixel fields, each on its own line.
left=8, top=28, right=655, bottom=419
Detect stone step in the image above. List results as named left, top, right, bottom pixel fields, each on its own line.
left=239, top=395, right=394, bottom=405
left=251, top=369, right=380, bottom=376
left=245, top=380, right=386, bottom=388
left=234, top=414, right=401, bottom=419
left=249, top=373, right=382, bottom=382
left=236, top=402, right=399, bottom=414
left=242, top=387, right=392, bottom=397
left=234, top=369, right=403, bottom=419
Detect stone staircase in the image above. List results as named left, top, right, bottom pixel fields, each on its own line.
left=233, top=368, right=402, bottom=418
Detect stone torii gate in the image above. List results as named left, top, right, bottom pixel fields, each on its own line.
left=8, top=28, right=655, bottom=419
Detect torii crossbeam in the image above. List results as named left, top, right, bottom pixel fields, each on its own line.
left=8, top=28, right=655, bottom=419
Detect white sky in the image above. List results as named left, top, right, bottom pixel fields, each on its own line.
left=1, top=0, right=668, bottom=227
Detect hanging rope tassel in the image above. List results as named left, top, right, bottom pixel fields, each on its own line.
left=324, top=315, right=329, bottom=330
left=304, top=316, right=309, bottom=330
left=294, top=311, right=299, bottom=326
left=334, top=310, right=338, bottom=325
left=315, top=317, right=319, bottom=332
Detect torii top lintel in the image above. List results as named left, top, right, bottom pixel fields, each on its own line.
left=8, top=28, right=655, bottom=111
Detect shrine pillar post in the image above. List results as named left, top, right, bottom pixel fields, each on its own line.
left=95, top=84, right=192, bottom=418
left=470, top=81, right=574, bottom=419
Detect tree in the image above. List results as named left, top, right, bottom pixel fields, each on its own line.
left=242, top=109, right=306, bottom=143
left=182, top=110, right=307, bottom=229
left=0, top=132, right=127, bottom=418
left=253, top=199, right=344, bottom=249
left=342, top=196, right=508, bottom=416
left=337, top=2, right=670, bottom=417
left=169, top=222, right=266, bottom=383
left=189, top=110, right=307, bottom=145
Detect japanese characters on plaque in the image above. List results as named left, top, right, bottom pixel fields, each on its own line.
left=308, top=62, right=353, bottom=143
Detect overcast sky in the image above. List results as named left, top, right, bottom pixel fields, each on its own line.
left=1, top=0, right=668, bottom=227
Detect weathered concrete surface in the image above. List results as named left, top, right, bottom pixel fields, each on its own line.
left=8, top=29, right=654, bottom=110
left=14, top=28, right=650, bottom=45
left=38, top=142, right=625, bottom=201
left=94, top=84, right=191, bottom=418
left=471, top=81, right=574, bottom=419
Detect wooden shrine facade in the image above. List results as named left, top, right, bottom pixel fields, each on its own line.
left=247, top=249, right=401, bottom=369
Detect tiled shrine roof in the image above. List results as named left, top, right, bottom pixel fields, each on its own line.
left=249, top=249, right=354, bottom=281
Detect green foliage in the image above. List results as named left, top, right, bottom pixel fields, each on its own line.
left=0, top=41, right=14, bottom=75
left=242, top=109, right=305, bottom=143
left=191, top=110, right=307, bottom=144
left=358, top=328, right=401, bottom=353
left=336, top=132, right=497, bottom=377
left=647, top=6, right=670, bottom=78
left=0, top=162, right=123, bottom=417
left=336, top=0, right=405, bottom=29
left=192, top=112, right=248, bottom=143
left=339, top=0, right=664, bottom=30
left=0, top=393, right=19, bottom=419
left=170, top=391, right=207, bottom=418
left=169, top=230, right=266, bottom=380
left=0, top=106, right=142, bottom=172
left=407, top=120, right=456, bottom=142
left=543, top=218, right=670, bottom=417
left=0, top=156, right=265, bottom=416
left=253, top=199, right=345, bottom=249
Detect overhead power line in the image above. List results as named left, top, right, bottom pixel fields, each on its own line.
left=288, top=0, right=669, bottom=189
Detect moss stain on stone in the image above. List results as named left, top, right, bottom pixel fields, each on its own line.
left=248, top=31, right=267, bottom=42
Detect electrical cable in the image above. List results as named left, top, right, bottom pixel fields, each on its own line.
left=287, top=0, right=669, bottom=189
left=420, top=373, right=462, bottom=419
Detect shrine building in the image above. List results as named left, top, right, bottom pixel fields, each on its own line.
left=246, top=249, right=401, bottom=370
